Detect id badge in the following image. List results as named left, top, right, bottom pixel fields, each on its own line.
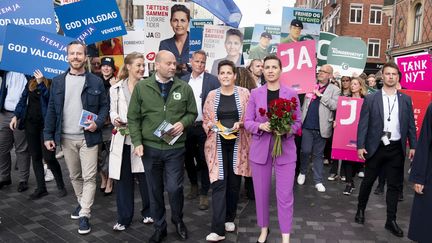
left=381, top=131, right=391, bottom=146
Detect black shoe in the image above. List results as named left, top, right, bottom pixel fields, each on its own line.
left=174, top=221, right=188, bottom=240
left=256, top=228, right=270, bottom=243
left=374, top=186, right=384, bottom=195
left=149, top=228, right=167, bottom=243
left=17, top=181, right=28, bottom=192
left=343, top=184, right=354, bottom=195
left=0, top=179, right=11, bottom=189
left=354, top=209, right=365, bottom=224
left=398, top=193, right=404, bottom=201
left=385, top=220, right=404, bottom=237
left=58, top=187, right=68, bottom=198
left=29, top=189, right=48, bottom=200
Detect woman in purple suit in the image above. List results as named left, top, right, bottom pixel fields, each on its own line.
left=244, top=55, right=302, bottom=243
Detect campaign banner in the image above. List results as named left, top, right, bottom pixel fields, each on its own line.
left=189, top=28, right=203, bottom=59
left=400, top=90, right=432, bottom=139
left=122, top=31, right=146, bottom=56
left=241, top=26, right=254, bottom=62
left=59, top=0, right=80, bottom=5
left=394, top=52, right=432, bottom=92
left=0, top=0, right=57, bottom=42
left=247, top=24, right=281, bottom=61
left=277, top=40, right=317, bottom=94
left=0, top=24, right=75, bottom=79
left=327, top=36, right=367, bottom=77
left=202, top=25, right=243, bottom=76
left=317, top=32, right=338, bottom=68
left=280, top=7, right=322, bottom=43
left=55, top=0, right=126, bottom=45
left=133, top=1, right=190, bottom=63
left=331, top=97, right=364, bottom=163
left=190, top=19, right=213, bottom=28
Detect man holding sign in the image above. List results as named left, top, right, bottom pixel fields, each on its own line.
left=355, top=62, right=416, bottom=238
left=44, top=41, right=109, bottom=235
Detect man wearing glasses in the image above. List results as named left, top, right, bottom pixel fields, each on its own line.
left=297, top=64, right=340, bottom=192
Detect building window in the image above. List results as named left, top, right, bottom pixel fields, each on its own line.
left=413, top=4, right=422, bottom=43
left=368, top=38, right=380, bottom=58
left=350, top=4, right=363, bottom=24
left=388, top=17, right=393, bottom=26
left=387, top=39, right=391, bottom=50
left=369, top=5, right=382, bottom=25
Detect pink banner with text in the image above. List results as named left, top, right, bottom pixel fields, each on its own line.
left=395, top=52, right=432, bottom=92
left=277, top=40, right=317, bottom=94
left=331, top=97, right=364, bottom=163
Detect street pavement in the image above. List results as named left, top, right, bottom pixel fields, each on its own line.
left=0, top=158, right=414, bottom=243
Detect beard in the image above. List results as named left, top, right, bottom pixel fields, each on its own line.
left=69, top=59, right=86, bottom=71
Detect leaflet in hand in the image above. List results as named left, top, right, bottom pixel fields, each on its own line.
left=153, top=120, right=182, bottom=145
left=79, top=110, right=98, bottom=128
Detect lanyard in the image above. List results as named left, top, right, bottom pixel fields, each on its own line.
left=387, top=95, right=397, bottom=122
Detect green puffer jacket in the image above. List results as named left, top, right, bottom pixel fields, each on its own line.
left=127, top=74, right=197, bottom=150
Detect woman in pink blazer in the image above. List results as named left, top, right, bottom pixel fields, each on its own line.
left=244, top=55, right=302, bottom=243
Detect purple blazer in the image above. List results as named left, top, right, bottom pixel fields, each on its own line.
left=244, top=84, right=302, bottom=164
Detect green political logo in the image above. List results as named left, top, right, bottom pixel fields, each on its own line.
left=326, top=36, right=367, bottom=77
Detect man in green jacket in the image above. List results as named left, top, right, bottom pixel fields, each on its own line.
left=128, top=50, right=197, bottom=243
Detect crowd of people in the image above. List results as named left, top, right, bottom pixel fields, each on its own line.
left=0, top=36, right=430, bottom=243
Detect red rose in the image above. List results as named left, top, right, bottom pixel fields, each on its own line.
left=266, top=112, right=272, bottom=119
left=259, top=108, right=266, bottom=117
left=291, top=97, right=297, bottom=103
left=292, top=114, right=297, bottom=120
left=276, top=110, right=283, bottom=118
left=286, top=105, right=292, bottom=112
left=112, top=129, right=118, bottom=135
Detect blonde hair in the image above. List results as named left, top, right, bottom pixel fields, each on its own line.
left=118, top=52, right=145, bottom=81
left=351, top=77, right=367, bottom=97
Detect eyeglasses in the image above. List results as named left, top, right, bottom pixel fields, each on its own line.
left=318, top=70, right=330, bottom=74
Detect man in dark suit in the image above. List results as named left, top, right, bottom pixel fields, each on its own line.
left=181, top=50, right=220, bottom=210
left=355, top=62, right=416, bottom=238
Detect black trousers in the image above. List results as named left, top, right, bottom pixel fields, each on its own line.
left=211, top=139, right=241, bottom=236
left=343, top=161, right=362, bottom=184
left=357, top=141, right=404, bottom=221
left=116, top=145, right=150, bottom=226
left=142, top=146, right=185, bottom=230
left=26, top=129, right=64, bottom=191
left=184, top=124, right=210, bottom=195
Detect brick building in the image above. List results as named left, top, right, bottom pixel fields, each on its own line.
left=386, top=0, right=432, bottom=58
left=296, top=0, right=393, bottom=74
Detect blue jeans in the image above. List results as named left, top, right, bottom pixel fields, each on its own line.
left=299, top=128, right=327, bottom=184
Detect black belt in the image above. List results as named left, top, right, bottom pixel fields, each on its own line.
left=380, top=139, right=401, bottom=146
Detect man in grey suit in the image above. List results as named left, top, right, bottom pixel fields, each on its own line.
left=355, top=62, right=416, bottom=238
left=181, top=50, right=220, bottom=210
left=297, top=64, right=340, bottom=192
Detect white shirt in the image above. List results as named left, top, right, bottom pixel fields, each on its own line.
left=188, top=72, right=204, bottom=122
left=382, top=89, right=401, bottom=141
left=4, top=72, right=27, bottom=111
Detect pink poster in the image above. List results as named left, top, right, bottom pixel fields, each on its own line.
left=277, top=40, right=317, bottom=94
left=395, top=52, right=432, bottom=92
left=331, top=97, right=364, bottom=163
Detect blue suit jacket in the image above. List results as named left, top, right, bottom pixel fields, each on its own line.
left=159, top=33, right=189, bottom=65
left=357, top=89, right=417, bottom=158
left=180, top=72, right=220, bottom=109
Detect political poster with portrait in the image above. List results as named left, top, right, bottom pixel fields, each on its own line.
left=331, top=97, right=364, bottom=163
left=394, top=52, right=432, bottom=92
left=326, top=36, right=367, bottom=77
left=133, top=1, right=190, bottom=63
left=189, top=19, right=213, bottom=59
left=55, top=0, right=126, bottom=45
left=277, top=40, right=317, bottom=94
left=0, top=0, right=57, bottom=42
left=0, top=24, right=75, bottom=79
left=280, top=7, right=322, bottom=44
left=247, top=24, right=280, bottom=62
left=400, top=90, right=432, bottom=139
left=97, top=37, right=123, bottom=56
left=202, top=24, right=243, bottom=76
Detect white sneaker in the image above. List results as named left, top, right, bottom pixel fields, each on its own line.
left=315, top=183, right=326, bottom=192
left=297, top=173, right=305, bottom=185
left=206, top=232, right=225, bottom=241
left=323, top=159, right=330, bottom=165
left=113, top=223, right=126, bottom=231
left=224, top=222, right=235, bottom=232
left=142, top=217, right=154, bottom=224
left=358, top=172, right=365, bottom=178
left=55, top=150, right=64, bottom=159
left=44, top=164, right=54, bottom=182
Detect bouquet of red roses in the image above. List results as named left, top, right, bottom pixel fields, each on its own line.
left=259, top=97, right=298, bottom=158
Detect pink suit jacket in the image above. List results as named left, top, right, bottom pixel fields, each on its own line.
left=244, top=84, right=302, bottom=164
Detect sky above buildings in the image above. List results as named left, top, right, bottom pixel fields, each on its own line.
left=234, top=0, right=296, bottom=27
